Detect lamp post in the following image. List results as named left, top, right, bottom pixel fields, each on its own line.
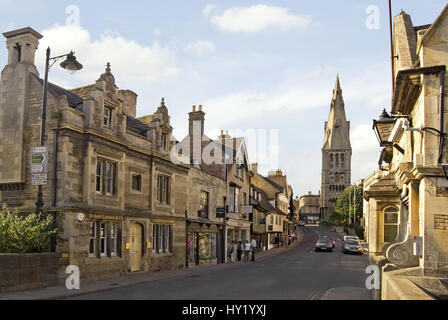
left=35, top=47, right=83, bottom=215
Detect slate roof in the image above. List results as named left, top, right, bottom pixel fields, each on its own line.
left=126, top=115, right=150, bottom=137
left=33, top=74, right=83, bottom=108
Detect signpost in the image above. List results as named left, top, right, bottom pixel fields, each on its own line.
left=31, top=146, right=48, bottom=185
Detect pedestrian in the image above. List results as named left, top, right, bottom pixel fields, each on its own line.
left=237, top=241, right=243, bottom=262
left=244, top=240, right=251, bottom=262
left=250, top=238, right=257, bottom=262
left=229, top=241, right=236, bottom=262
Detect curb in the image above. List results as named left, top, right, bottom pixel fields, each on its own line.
left=3, top=229, right=305, bottom=300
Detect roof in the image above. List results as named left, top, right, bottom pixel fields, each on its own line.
left=126, top=115, right=150, bottom=136
left=251, top=185, right=283, bottom=214
left=418, top=3, right=448, bottom=50
left=33, top=74, right=83, bottom=108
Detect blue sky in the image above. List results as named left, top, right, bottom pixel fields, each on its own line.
left=1, top=0, right=446, bottom=197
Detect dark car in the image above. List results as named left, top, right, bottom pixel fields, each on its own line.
left=315, top=237, right=333, bottom=252
left=342, top=239, right=363, bottom=255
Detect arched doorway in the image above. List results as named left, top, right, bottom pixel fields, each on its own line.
left=130, top=223, right=143, bottom=272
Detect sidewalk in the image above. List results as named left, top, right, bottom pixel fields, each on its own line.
left=0, top=229, right=303, bottom=300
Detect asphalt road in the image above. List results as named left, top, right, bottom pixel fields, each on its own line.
left=69, top=225, right=371, bottom=300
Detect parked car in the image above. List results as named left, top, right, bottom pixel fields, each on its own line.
left=298, top=221, right=305, bottom=227
left=341, top=239, right=363, bottom=255
left=315, top=237, right=333, bottom=252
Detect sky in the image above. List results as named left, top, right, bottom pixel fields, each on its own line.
left=0, top=0, right=446, bottom=197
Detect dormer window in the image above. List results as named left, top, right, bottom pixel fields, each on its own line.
left=161, top=133, right=167, bottom=150
left=104, top=107, right=112, bottom=128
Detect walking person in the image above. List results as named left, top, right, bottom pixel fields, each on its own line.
left=237, top=241, right=243, bottom=262
left=244, top=240, right=251, bottom=262
left=250, top=238, right=257, bottom=262
left=230, top=241, right=237, bottom=262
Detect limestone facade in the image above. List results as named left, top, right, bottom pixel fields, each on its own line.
left=0, top=28, right=189, bottom=282
left=364, top=5, right=448, bottom=299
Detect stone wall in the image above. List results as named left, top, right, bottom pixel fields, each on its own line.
left=0, top=253, right=69, bottom=292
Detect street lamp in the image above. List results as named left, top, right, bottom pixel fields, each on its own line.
left=36, top=48, right=83, bottom=215
left=372, top=109, right=396, bottom=147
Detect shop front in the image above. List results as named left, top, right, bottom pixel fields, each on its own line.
left=186, top=220, right=224, bottom=267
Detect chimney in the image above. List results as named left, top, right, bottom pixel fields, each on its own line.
left=252, top=163, right=258, bottom=174
left=188, top=104, right=205, bottom=136
left=118, top=90, right=137, bottom=117
left=3, top=27, right=42, bottom=71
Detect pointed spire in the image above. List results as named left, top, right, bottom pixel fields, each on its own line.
left=157, top=97, right=168, bottom=114
left=335, top=74, right=341, bottom=91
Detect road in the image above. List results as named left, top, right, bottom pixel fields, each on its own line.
left=69, top=225, right=371, bottom=300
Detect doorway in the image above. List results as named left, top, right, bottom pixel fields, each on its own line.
left=130, top=223, right=143, bottom=272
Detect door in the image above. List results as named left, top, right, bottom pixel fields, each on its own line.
left=130, top=223, right=142, bottom=272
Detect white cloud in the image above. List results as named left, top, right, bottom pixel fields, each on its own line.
left=36, top=24, right=181, bottom=89
left=2, top=22, right=15, bottom=32
left=184, top=40, right=215, bottom=56
left=154, top=29, right=161, bottom=37
left=209, top=5, right=312, bottom=33
left=203, top=4, right=218, bottom=16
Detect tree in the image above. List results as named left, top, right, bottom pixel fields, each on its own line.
left=0, top=205, right=58, bottom=253
left=330, top=185, right=363, bottom=227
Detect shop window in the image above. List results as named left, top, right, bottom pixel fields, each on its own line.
left=89, top=220, right=121, bottom=258
left=132, top=174, right=142, bottom=192
left=110, top=223, right=118, bottom=256
left=153, top=224, right=173, bottom=254
left=100, top=222, right=107, bottom=257
left=89, top=221, right=97, bottom=257
left=157, top=175, right=170, bottom=204
left=384, top=207, right=399, bottom=243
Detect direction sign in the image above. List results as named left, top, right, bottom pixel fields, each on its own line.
left=31, top=146, right=48, bottom=185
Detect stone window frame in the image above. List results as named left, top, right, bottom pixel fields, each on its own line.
left=383, top=206, right=400, bottom=243
left=156, top=174, right=171, bottom=205
left=199, top=190, right=210, bottom=219
left=131, top=173, right=142, bottom=193
left=152, top=224, right=173, bottom=255
left=96, top=157, right=118, bottom=198
left=103, top=106, right=113, bottom=128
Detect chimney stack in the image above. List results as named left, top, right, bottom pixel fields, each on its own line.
left=188, top=104, right=205, bottom=136
left=252, top=163, right=258, bottom=174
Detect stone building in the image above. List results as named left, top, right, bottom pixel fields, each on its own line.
left=175, top=106, right=227, bottom=267
left=250, top=165, right=289, bottom=249
left=297, top=192, right=320, bottom=224
left=0, top=27, right=189, bottom=282
left=320, top=76, right=352, bottom=221
left=364, top=5, right=448, bottom=299
left=174, top=107, right=251, bottom=263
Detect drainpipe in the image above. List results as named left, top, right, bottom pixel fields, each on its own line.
left=51, top=129, right=58, bottom=207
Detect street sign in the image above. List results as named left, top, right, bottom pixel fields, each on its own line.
left=216, top=207, right=226, bottom=218
left=31, top=146, right=48, bottom=185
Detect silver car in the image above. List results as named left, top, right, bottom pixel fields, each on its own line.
left=315, top=237, right=333, bottom=252
left=342, top=239, right=363, bottom=255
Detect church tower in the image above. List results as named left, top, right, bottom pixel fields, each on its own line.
left=320, top=76, right=352, bottom=221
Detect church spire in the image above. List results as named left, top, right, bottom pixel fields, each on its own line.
left=323, top=75, right=351, bottom=150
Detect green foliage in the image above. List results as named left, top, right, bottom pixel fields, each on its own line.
left=330, top=185, right=363, bottom=227
left=0, top=206, right=58, bottom=253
